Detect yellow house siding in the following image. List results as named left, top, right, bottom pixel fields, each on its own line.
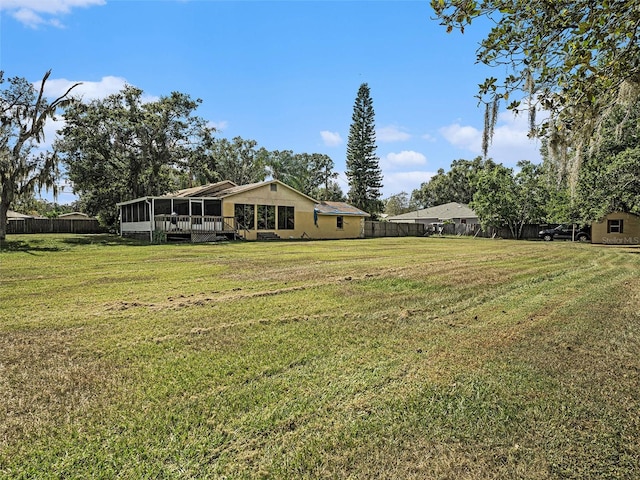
left=591, top=212, right=640, bottom=245
left=220, top=183, right=317, bottom=240
left=219, top=182, right=366, bottom=240
left=314, top=215, right=365, bottom=239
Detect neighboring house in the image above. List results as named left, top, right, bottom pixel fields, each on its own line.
left=58, top=212, right=93, bottom=220
left=7, top=210, right=36, bottom=220
left=116, top=180, right=369, bottom=242
left=386, top=202, right=478, bottom=225
left=591, top=212, right=640, bottom=245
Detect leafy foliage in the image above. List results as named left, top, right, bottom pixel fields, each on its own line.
left=56, top=86, right=214, bottom=225
left=206, top=136, right=268, bottom=186
left=346, top=83, right=383, bottom=215
left=383, top=191, right=419, bottom=216
left=431, top=0, right=640, bottom=162
left=0, top=70, right=79, bottom=240
left=575, top=98, right=640, bottom=220
left=411, top=157, right=494, bottom=208
left=265, top=150, right=338, bottom=199
left=471, top=160, right=548, bottom=238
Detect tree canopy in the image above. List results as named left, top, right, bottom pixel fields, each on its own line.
left=471, top=160, right=548, bottom=239
left=574, top=97, right=640, bottom=221
left=56, top=86, right=214, bottom=225
left=431, top=0, right=640, bottom=167
left=0, top=70, right=78, bottom=240
left=411, top=157, right=494, bottom=208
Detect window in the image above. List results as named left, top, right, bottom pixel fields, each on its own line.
left=460, top=219, right=467, bottom=224
left=608, top=219, right=624, bottom=234
left=257, top=205, right=276, bottom=230
left=234, top=203, right=255, bottom=229
left=270, top=183, right=277, bottom=192
left=278, top=206, right=295, bottom=230
left=337, top=216, right=344, bottom=229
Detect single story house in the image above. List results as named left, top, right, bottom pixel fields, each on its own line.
left=116, top=180, right=369, bottom=242
left=58, top=212, right=93, bottom=220
left=591, top=211, right=640, bottom=245
left=7, top=210, right=36, bottom=220
left=386, top=202, right=478, bottom=226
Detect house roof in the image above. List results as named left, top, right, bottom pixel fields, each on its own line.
left=387, top=202, right=477, bottom=221
left=117, top=180, right=334, bottom=207
left=172, top=181, right=238, bottom=197
left=7, top=210, right=33, bottom=219
left=58, top=212, right=91, bottom=219
left=314, top=201, right=370, bottom=217
left=213, top=180, right=319, bottom=203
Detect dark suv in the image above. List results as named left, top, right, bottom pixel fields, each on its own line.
left=538, top=224, right=591, bottom=242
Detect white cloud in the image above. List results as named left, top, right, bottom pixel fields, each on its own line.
left=439, top=123, right=482, bottom=152
left=383, top=150, right=427, bottom=170
left=421, top=133, right=436, bottom=142
left=42, top=76, right=128, bottom=101
left=12, top=8, right=47, bottom=27
left=31, top=76, right=135, bottom=153
left=439, top=110, right=543, bottom=165
left=2, top=0, right=105, bottom=28
left=320, top=130, right=342, bottom=147
left=382, top=170, right=435, bottom=197
left=377, top=125, right=411, bottom=142
left=209, top=120, right=228, bottom=132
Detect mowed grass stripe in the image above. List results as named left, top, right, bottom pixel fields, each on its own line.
left=1, top=235, right=639, bottom=478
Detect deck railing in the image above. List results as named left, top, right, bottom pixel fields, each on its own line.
left=154, top=215, right=238, bottom=234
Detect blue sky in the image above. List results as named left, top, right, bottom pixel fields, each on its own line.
left=1, top=0, right=542, bottom=205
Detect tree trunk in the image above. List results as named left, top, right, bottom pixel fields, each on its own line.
left=0, top=196, right=9, bottom=241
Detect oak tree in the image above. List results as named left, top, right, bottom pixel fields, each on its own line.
left=431, top=0, right=640, bottom=169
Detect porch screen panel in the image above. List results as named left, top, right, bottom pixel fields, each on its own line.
left=258, top=205, right=275, bottom=230
left=173, top=199, right=189, bottom=216
left=234, top=204, right=255, bottom=229
left=155, top=199, right=172, bottom=215
left=204, top=200, right=221, bottom=216
left=278, top=206, right=294, bottom=230
left=191, top=201, right=203, bottom=225
left=140, top=202, right=151, bottom=222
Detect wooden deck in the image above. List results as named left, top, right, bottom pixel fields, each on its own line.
left=154, top=215, right=240, bottom=240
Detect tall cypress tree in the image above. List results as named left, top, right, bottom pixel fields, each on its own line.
left=346, top=83, right=383, bottom=215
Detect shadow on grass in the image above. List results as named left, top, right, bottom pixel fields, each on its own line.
left=0, top=240, right=61, bottom=254
left=0, top=234, right=147, bottom=254
left=1, top=234, right=239, bottom=253
left=60, top=234, right=148, bottom=247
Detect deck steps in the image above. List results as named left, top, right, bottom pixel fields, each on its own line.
left=256, top=232, right=281, bottom=241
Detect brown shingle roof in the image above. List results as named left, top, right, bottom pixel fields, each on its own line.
left=172, top=181, right=238, bottom=197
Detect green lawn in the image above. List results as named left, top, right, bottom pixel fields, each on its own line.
left=1, top=234, right=639, bottom=479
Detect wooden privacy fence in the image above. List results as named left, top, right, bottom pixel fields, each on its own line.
left=365, top=221, right=426, bottom=238
left=7, top=218, right=102, bottom=235
left=441, top=223, right=542, bottom=240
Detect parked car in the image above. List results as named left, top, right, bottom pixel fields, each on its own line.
left=538, top=224, right=591, bottom=242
